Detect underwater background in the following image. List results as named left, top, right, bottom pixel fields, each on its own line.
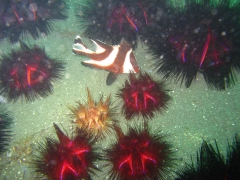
left=0, top=0, right=240, bottom=179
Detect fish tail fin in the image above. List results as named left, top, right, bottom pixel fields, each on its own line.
left=72, top=36, right=91, bottom=54
left=74, top=36, right=84, bottom=45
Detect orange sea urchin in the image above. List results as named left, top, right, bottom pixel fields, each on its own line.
left=69, top=88, right=116, bottom=139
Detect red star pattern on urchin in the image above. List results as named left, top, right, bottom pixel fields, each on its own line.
left=119, top=72, right=171, bottom=120
left=36, top=124, right=98, bottom=180
left=106, top=127, right=173, bottom=180
left=108, top=2, right=148, bottom=32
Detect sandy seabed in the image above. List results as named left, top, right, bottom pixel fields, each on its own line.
left=0, top=0, right=240, bottom=179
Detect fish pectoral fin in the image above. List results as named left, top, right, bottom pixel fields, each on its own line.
left=106, top=72, right=119, bottom=85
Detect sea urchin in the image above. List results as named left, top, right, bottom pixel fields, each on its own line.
left=176, top=134, right=240, bottom=180
left=146, top=0, right=240, bottom=90
left=118, top=72, right=171, bottom=120
left=0, top=104, right=13, bottom=154
left=0, top=42, right=65, bottom=102
left=32, top=123, right=100, bottom=180
left=105, top=125, right=175, bottom=180
left=69, top=88, right=117, bottom=139
left=76, top=0, right=171, bottom=48
left=0, top=0, right=68, bottom=42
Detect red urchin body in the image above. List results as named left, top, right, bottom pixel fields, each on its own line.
left=0, top=0, right=68, bottom=42
left=145, top=0, right=240, bottom=90
left=76, top=0, right=171, bottom=48
left=106, top=126, right=174, bottom=180
left=118, top=72, right=171, bottom=120
left=0, top=105, right=13, bottom=154
left=33, top=123, right=100, bottom=180
left=0, top=42, right=65, bottom=102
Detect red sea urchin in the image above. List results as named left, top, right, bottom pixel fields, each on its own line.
left=0, top=42, right=65, bottom=102
left=32, top=123, right=100, bottom=180
left=146, top=0, right=240, bottom=90
left=0, top=0, right=68, bottom=42
left=0, top=104, right=13, bottom=154
left=176, top=135, right=240, bottom=180
left=105, top=126, right=175, bottom=180
left=118, top=72, right=171, bottom=120
left=76, top=0, right=171, bottom=48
